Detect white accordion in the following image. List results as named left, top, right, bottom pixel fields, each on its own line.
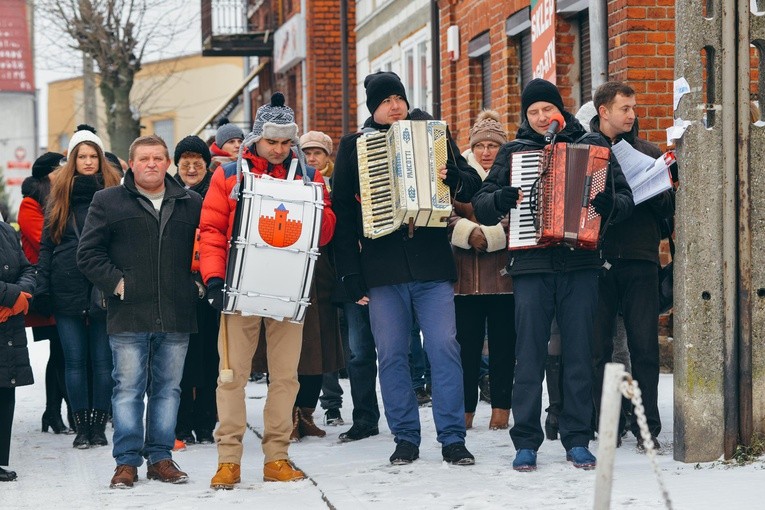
left=223, top=164, right=324, bottom=323
left=356, top=120, right=452, bottom=239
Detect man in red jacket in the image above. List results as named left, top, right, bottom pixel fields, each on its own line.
left=199, top=93, right=335, bottom=489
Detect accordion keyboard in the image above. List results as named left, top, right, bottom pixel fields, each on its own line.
left=358, top=131, right=398, bottom=236
left=508, top=150, right=542, bottom=249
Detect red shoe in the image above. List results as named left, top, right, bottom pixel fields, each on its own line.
left=173, top=439, right=186, bottom=452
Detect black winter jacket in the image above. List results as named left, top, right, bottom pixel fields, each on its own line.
left=589, top=117, right=675, bottom=264
left=36, top=175, right=104, bottom=316
left=0, top=222, right=36, bottom=388
left=332, top=109, right=482, bottom=288
left=76, top=170, right=203, bottom=334
left=472, top=113, right=634, bottom=275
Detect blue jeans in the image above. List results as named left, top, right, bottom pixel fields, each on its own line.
left=343, top=303, right=380, bottom=428
left=368, top=280, right=465, bottom=447
left=55, top=314, right=113, bottom=412
left=110, top=332, right=189, bottom=467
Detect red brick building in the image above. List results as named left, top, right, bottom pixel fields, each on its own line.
left=437, top=0, right=675, bottom=151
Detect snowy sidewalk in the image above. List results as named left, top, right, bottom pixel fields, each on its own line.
left=4, top=337, right=765, bottom=509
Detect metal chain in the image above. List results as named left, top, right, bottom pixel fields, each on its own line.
left=619, top=377, right=673, bottom=510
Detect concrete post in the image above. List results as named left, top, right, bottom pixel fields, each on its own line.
left=594, top=363, right=626, bottom=510
left=673, top=0, right=728, bottom=462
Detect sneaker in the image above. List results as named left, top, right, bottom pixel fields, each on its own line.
left=512, top=449, right=537, bottom=472
left=636, top=434, right=662, bottom=453
left=109, top=464, right=138, bottom=489
left=442, top=442, right=475, bottom=465
left=195, top=430, right=215, bottom=444
left=172, top=439, right=187, bottom=452
left=249, top=371, right=265, bottom=382
left=263, top=459, right=305, bottom=482
left=339, top=423, right=379, bottom=443
left=414, top=387, right=432, bottom=407
left=324, top=408, right=344, bottom=426
left=146, top=459, right=189, bottom=483
left=566, top=446, right=597, bottom=470
left=389, top=440, right=419, bottom=465
left=210, top=463, right=240, bottom=490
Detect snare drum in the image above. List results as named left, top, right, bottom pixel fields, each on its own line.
left=223, top=172, right=324, bottom=323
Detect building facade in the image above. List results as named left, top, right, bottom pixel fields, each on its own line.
left=47, top=54, right=246, bottom=158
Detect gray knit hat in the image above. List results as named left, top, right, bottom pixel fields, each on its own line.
left=215, top=121, right=244, bottom=148
left=250, top=92, right=298, bottom=143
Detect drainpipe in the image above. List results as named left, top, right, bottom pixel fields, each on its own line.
left=588, top=0, right=608, bottom=91
left=301, top=0, right=308, bottom=133
left=430, top=0, right=441, bottom=118
left=340, top=0, right=350, bottom=134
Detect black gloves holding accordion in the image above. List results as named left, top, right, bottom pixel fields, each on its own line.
left=495, top=186, right=520, bottom=212
left=591, top=191, right=614, bottom=217
left=206, top=278, right=226, bottom=311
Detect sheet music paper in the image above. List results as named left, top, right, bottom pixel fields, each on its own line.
left=611, top=139, right=673, bottom=205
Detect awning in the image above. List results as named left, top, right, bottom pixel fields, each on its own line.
left=192, top=60, right=267, bottom=135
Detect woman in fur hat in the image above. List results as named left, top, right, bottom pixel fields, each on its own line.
left=35, top=125, right=122, bottom=449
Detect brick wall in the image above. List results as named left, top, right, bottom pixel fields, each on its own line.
left=607, top=0, right=675, bottom=148
left=248, top=0, right=356, bottom=158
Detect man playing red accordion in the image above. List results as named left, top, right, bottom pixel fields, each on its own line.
left=472, top=78, right=634, bottom=472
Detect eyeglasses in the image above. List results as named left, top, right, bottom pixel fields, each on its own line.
left=179, top=161, right=206, bottom=171
left=473, top=143, right=500, bottom=153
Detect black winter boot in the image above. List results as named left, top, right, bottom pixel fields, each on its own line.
left=72, top=410, right=91, bottom=449
left=89, top=409, right=109, bottom=446
left=544, top=355, right=563, bottom=441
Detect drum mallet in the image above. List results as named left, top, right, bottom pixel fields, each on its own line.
left=219, top=314, right=235, bottom=383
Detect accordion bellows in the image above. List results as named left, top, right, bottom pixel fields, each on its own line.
left=357, top=120, right=452, bottom=239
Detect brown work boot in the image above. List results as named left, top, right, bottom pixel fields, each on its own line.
left=465, top=412, right=475, bottom=430
left=298, top=408, right=326, bottom=438
left=290, top=407, right=302, bottom=442
left=210, top=463, right=241, bottom=490
left=489, top=408, right=510, bottom=430
left=146, top=459, right=188, bottom=484
left=263, top=459, right=305, bottom=482
left=109, top=464, right=138, bottom=489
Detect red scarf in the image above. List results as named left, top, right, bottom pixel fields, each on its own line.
left=242, top=146, right=289, bottom=179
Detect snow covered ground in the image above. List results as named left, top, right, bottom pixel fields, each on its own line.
left=5, top=336, right=765, bottom=509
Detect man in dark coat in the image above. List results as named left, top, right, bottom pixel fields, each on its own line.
left=472, top=78, right=634, bottom=472
left=332, top=71, right=481, bottom=466
left=77, top=134, right=203, bottom=489
left=590, top=81, right=675, bottom=451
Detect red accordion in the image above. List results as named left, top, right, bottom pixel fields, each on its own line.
left=508, top=143, right=610, bottom=251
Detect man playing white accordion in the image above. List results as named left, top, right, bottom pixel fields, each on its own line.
left=332, top=71, right=481, bottom=466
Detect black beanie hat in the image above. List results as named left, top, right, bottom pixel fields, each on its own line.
left=364, top=71, right=410, bottom=116
left=32, top=152, right=64, bottom=179
left=174, top=135, right=212, bottom=167
left=521, top=78, right=566, bottom=117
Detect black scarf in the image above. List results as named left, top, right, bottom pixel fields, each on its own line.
left=174, top=170, right=213, bottom=198
left=71, top=174, right=104, bottom=229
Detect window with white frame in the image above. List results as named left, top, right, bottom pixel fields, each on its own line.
left=153, top=119, right=175, bottom=158
left=371, top=51, right=393, bottom=74
left=400, top=28, right=430, bottom=112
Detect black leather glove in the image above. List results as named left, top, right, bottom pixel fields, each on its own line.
left=444, top=160, right=460, bottom=189
left=495, top=186, right=520, bottom=212
left=32, top=293, right=53, bottom=317
left=342, top=274, right=368, bottom=303
left=591, top=191, right=615, bottom=217
left=205, top=278, right=226, bottom=311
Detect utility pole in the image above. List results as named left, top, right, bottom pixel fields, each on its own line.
left=82, top=52, right=97, bottom=130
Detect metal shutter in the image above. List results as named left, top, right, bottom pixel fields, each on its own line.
left=580, top=10, right=592, bottom=103
left=520, top=30, right=532, bottom=91
left=482, top=54, right=492, bottom=109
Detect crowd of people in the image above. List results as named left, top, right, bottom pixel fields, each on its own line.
left=0, top=74, right=675, bottom=487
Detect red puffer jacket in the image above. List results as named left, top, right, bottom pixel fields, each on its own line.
left=199, top=147, right=336, bottom=284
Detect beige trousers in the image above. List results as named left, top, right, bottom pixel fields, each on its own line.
left=214, top=313, right=303, bottom=464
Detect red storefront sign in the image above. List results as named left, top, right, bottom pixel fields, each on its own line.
left=530, top=0, right=556, bottom=84
left=0, top=0, right=35, bottom=93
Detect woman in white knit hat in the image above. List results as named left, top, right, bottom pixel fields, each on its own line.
left=35, top=124, right=122, bottom=450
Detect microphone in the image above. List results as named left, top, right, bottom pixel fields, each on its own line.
left=544, top=113, right=566, bottom=142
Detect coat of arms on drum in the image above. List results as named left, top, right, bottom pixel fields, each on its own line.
left=258, top=203, right=303, bottom=247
